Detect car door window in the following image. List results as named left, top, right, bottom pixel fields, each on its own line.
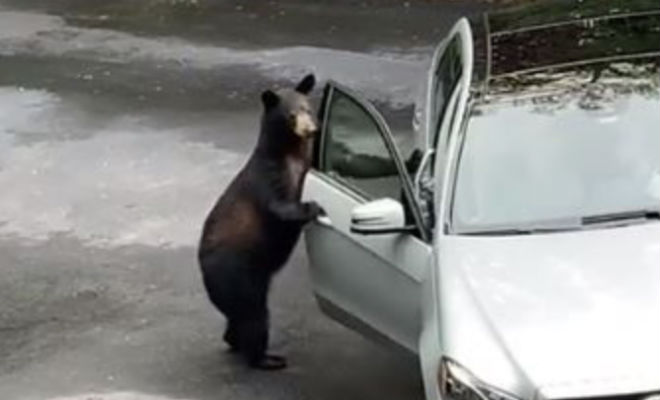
left=431, top=36, right=463, bottom=149
left=321, top=88, right=405, bottom=201
left=317, top=83, right=429, bottom=241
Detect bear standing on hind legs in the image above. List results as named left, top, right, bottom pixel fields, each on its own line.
left=197, top=74, right=324, bottom=370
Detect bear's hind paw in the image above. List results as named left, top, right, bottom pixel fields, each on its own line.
left=250, top=354, right=287, bottom=370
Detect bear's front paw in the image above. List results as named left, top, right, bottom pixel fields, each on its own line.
left=304, top=201, right=326, bottom=220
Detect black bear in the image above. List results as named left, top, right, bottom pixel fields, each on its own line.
left=198, top=74, right=323, bottom=370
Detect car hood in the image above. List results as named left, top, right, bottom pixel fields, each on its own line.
left=443, top=222, right=660, bottom=398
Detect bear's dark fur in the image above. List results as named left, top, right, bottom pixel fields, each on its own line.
left=198, top=74, right=323, bottom=370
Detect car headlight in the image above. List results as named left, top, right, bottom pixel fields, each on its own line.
left=439, top=358, right=521, bottom=400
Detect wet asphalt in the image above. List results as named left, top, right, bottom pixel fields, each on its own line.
left=0, top=1, right=485, bottom=399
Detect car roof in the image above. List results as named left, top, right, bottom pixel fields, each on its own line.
left=468, top=0, right=660, bottom=99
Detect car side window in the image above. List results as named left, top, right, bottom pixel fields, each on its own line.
left=321, top=89, right=403, bottom=201
left=431, top=36, right=463, bottom=148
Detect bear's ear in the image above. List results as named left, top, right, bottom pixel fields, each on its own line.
left=295, top=74, right=316, bottom=95
left=261, top=90, right=279, bottom=110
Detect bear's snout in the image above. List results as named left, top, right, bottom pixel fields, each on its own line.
left=293, top=112, right=317, bottom=138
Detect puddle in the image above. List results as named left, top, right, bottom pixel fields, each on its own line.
left=0, top=11, right=429, bottom=108
left=47, top=393, right=192, bottom=400
left=0, top=86, right=242, bottom=248
left=0, top=11, right=63, bottom=40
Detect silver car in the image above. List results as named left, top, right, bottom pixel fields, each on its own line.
left=303, top=2, right=660, bottom=400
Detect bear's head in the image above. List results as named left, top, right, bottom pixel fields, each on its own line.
left=259, top=74, right=317, bottom=146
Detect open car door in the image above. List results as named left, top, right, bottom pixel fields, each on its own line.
left=413, top=17, right=474, bottom=228
left=302, top=82, right=432, bottom=352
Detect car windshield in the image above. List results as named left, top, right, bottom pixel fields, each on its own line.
left=451, top=60, right=660, bottom=234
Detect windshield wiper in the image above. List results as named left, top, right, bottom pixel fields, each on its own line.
left=458, top=219, right=583, bottom=236
left=461, top=227, right=579, bottom=236
left=582, top=210, right=660, bottom=225
left=459, top=211, right=660, bottom=235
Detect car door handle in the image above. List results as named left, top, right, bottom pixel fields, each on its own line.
left=316, top=215, right=333, bottom=227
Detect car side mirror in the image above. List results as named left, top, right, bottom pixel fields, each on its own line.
left=350, top=198, right=416, bottom=235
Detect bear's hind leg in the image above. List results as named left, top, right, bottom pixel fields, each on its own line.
left=223, top=319, right=240, bottom=352
left=236, top=317, right=287, bottom=370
